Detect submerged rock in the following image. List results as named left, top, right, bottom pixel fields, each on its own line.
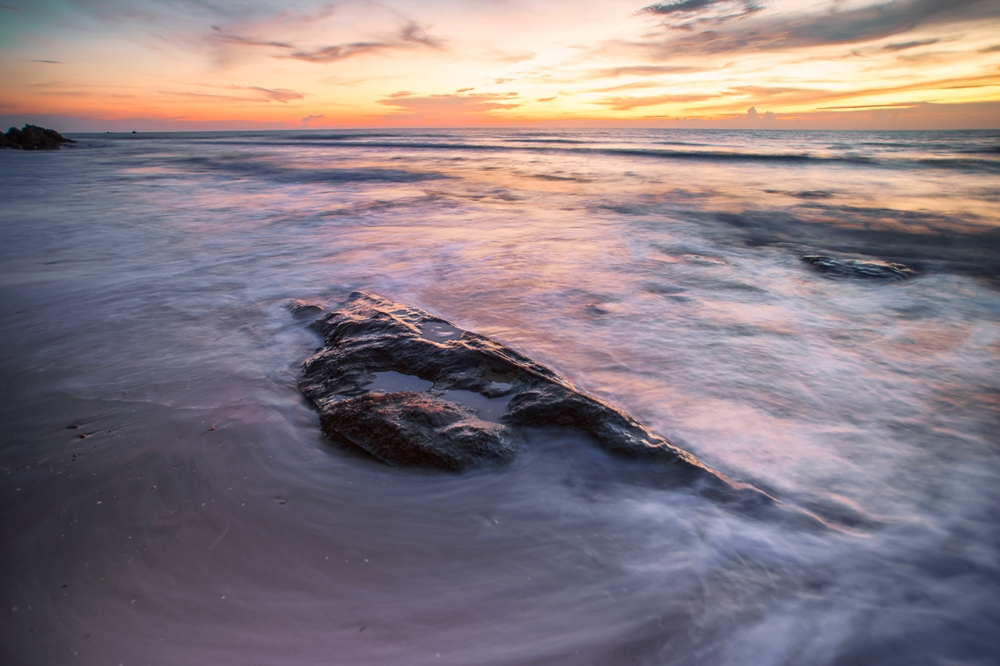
left=299, top=292, right=770, bottom=507
left=802, top=255, right=914, bottom=280
left=0, top=125, right=75, bottom=151
left=286, top=299, right=324, bottom=318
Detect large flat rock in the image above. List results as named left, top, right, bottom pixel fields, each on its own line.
left=299, top=291, right=773, bottom=508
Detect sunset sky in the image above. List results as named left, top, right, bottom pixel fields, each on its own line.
left=2, top=0, right=999, bottom=130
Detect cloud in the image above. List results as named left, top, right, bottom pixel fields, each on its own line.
left=378, top=91, right=521, bottom=115
left=282, top=21, right=442, bottom=63
left=158, top=86, right=306, bottom=104
left=881, top=38, right=940, bottom=51
left=209, top=26, right=293, bottom=49
left=31, top=59, right=61, bottom=63
left=301, top=114, right=325, bottom=125
left=248, top=86, right=304, bottom=103
left=159, top=90, right=268, bottom=103
left=639, top=0, right=763, bottom=28
left=482, top=49, right=536, bottom=65
left=633, top=0, right=1000, bottom=56
left=745, top=106, right=775, bottom=121
left=598, top=92, right=718, bottom=110
left=817, top=102, right=923, bottom=110
left=593, top=81, right=674, bottom=93
left=283, top=41, right=387, bottom=63
left=398, top=21, right=444, bottom=49
left=593, top=64, right=700, bottom=77
left=680, top=72, right=1000, bottom=115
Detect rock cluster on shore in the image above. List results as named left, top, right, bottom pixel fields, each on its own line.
left=0, top=124, right=75, bottom=150
left=298, top=291, right=774, bottom=509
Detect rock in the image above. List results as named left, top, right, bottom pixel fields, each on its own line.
left=1, top=124, right=75, bottom=151
left=286, top=300, right=324, bottom=318
left=802, top=255, right=914, bottom=280
left=299, top=292, right=770, bottom=506
left=320, top=391, right=515, bottom=470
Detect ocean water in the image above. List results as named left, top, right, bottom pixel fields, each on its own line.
left=1, top=129, right=998, bottom=665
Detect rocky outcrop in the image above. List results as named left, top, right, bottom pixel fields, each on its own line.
left=286, top=300, right=324, bottom=318
left=802, top=255, right=914, bottom=280
left=0, top=125, right=75, bottom=150
left=320, top=391, right=516, bottom=471
left=299, top=292, right=772, bottom=508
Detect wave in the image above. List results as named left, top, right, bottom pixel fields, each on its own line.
left=89, top=134, right=1000, bottom=174
left=913, top=158, right=1000, bottom=173
left=199, top=138, right=875, bottom=165
left=168, top=156, right=450, bottom=184
left=501, top=138, right=592, bottom=144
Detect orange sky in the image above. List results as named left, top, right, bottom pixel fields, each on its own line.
left=2, top=0, right=999, bottom=130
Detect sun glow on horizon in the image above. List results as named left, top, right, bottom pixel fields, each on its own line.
left=2, top=0, right=999, bottom=131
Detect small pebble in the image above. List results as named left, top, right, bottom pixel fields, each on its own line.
left=78, top=434, right=87, bottom=439
left=66, top=425, right=80, bottom=430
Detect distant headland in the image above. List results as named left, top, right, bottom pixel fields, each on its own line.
left=0, top=124, right=75, bottom=150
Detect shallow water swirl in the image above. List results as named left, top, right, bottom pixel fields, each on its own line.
left=1, top=129, right=998, bottom=665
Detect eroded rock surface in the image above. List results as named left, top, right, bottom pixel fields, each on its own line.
left=802, top=255, right=915, bottom=280
left=320, top=391, right=515, bottom=470
left=299, top=292, right=771, bottom=507
left=286, top=299, right=324, bottom=318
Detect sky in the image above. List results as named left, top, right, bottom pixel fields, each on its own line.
left=1, top=0, right=999, bottom=130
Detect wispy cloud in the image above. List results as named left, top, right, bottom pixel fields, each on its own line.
left=683, top=73, right=1000, bottom=114
left=591, top=81, right=672, bottom=93
left=817, top=101, right=924, bottom=110
left=159, top=90, right=274, bottom=103
left=597, top=92, right=719, bottom=110
left=209, top=26, right=294, bottom=49
left=593, top=64, right=700, bottom=77
left=31, top=59, right=61, bottom=63
left=638, top=0, right=763, bottom=28
left=881, top=38, right=940, bottom=52
left=247, top=86, right=304, bottom=102
left=301, top=114, right=325, bottom=126
left=284, top=41, right=386, bottom=63
left=633, top=0, right=1000, bottom=56
left=158, top=85, right=306, bottom=104
left=378, top=91, right=521, bottom=115
left=281, top=21, right=443, bottom=63
left=398, top=21, right=444, bottom=49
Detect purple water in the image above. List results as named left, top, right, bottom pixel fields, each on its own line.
left=2, top=129, right=999, bottom=665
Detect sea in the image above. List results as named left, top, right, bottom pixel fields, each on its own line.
left=1, top=129, right=999, bottom=665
